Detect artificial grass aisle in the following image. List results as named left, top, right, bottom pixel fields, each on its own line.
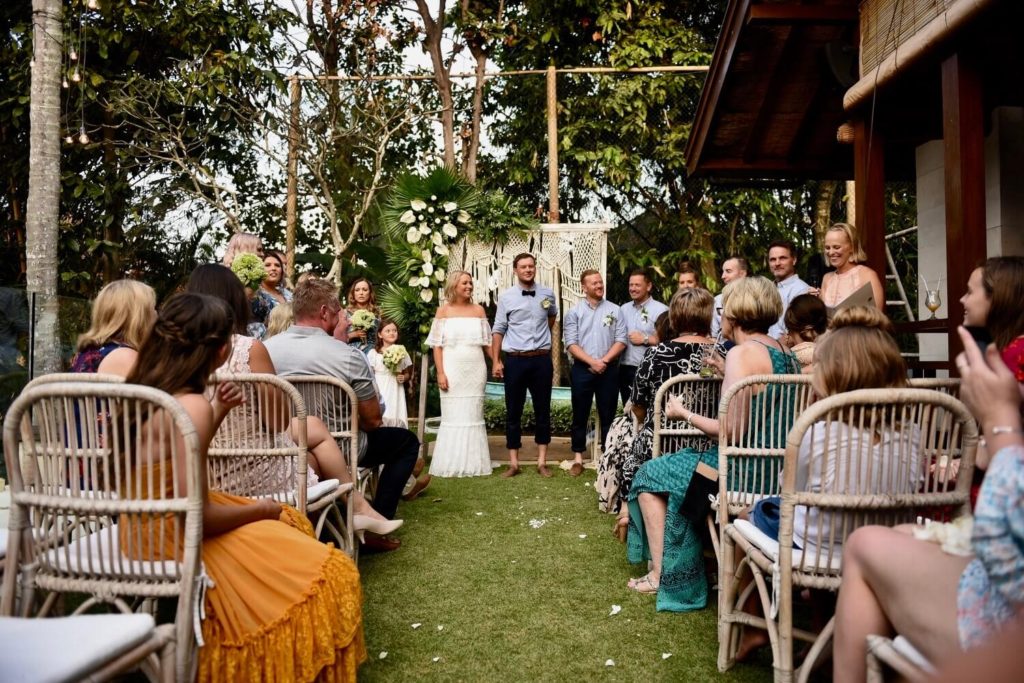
left=358, top=468, right=771, bottom=682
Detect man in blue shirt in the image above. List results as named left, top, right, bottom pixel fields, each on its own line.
left=563, top=270, right=627, bottom=476
left=491, top=253, right=559, bottom=477
left=618, top=269, right=668, bottom=406
left=710, top=257, right=748, bottom=341
left=766, top=240, right=810, bottom=340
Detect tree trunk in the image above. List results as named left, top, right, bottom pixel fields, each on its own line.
left=415, top=0, right=457, bottom=169
left=26, top=0, right=62, bottom=376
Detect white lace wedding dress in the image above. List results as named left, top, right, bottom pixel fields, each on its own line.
left=427, top=317, right=493, bottom=477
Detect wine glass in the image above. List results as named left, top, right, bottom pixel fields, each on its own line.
left=925, top=289, right=941, bottom=319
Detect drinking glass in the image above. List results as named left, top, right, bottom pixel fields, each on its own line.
left=925, top=289, right=941, bottom=319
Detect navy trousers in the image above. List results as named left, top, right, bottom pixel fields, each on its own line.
left=570, top=361, right=619, bottom=454
left=503, top=354, right=553, bottom=449
left=360, top=426, right=419, bottom=520
left=618, top=364, right=637, bottom=407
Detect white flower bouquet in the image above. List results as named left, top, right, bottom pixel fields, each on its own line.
left=382, top=344, right=412, bottom=375
left=349, top=309, right=376, bottom=331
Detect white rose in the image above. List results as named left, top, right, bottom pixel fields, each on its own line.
left=457, top=210, right=470, bottom=224
left=443, top=201, right=458, bottom=213
left=410, top=199, right=427, bottom=211
left=399, top=210, right=416, bottom=224
left=406, top=227, right=420, bottom=244
left=420, top=288, right=433, bottom=303
left=442, top=223, right=458, bottom=238
left=422, top=262, right=434, bottom=276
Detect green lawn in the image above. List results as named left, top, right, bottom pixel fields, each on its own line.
left=358, top=467, right=773, bottom=682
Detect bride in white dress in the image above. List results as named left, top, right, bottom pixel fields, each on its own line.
left=427, top=271, right=493, bottom=477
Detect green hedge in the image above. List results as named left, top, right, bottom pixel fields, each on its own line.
left=483, top=398, right=589, bottom=435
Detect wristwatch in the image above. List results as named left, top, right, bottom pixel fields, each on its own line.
left=643, top=335, right=649, bottom=346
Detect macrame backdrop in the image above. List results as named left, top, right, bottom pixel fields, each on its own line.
left=448, top=223, right=612, bottom=310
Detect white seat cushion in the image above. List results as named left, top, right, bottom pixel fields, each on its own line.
left=0, top=613, right=155, bottom=683
left=892, top=635, right=936, bottom=674
left=307, top=479, right=342, bottom=504
left=44, top=525, right=182, bottom=577
left=731, top=519, right=843, bottom=573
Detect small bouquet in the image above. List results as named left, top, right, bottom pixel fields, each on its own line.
left=382, top=344, right=412, bottom=375
left=602, top=312, right=617, bottom=328
left=230, top=253, right=266, bottom=290
left=349, top=309, right=376, bottom=331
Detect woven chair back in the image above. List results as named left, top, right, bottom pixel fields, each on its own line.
left=1, top=380, right=202, bottom=680
left=651, top=374, right=722, bottom=457
left=778, top=388, right=978, bottom=580
left=206, top=373, right=308, bottom=513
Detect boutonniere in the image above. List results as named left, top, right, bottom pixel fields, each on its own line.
left=639, top=306, right=649, bottom=323
left=541, top=297, right=553, bottom=310
left=603, top=312, right=616, bottom=327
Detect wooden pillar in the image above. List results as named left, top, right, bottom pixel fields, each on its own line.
left=546, top=65, right=560, bottom=223
left=285, top=76, right=300, bottom=282
left=853, top=118, right=886, bottom=275
left=942, top=53, right=987, bottom=369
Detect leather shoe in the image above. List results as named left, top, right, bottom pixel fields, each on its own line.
left=402, top=474, right=431, bottom=501
left=569, top=461, right=584, bottom=477
left=360, top=535, right=401, bottom=553
left=537, top=464, right=553, bottom=478
left=501, top=466, right=520, bottom=478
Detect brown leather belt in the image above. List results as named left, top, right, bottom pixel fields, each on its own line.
left=506, top=349, right=550, bottom=357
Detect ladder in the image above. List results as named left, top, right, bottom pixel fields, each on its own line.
left=884, top=225, right=916, bottom=322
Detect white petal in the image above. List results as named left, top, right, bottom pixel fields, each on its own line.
left=432, top=656, right=441, bottom=663
left=579, top=534, right=587, bottom=539
left=420, top=288, right=434, bottom=303
left=356, top=258, right=367, bottom=267
left=434, top=244, right=449, bottom=256
left=609, top=604, right=621, bottom=616
left=379, top=651, right=388, bottom=659
left=419, top=276, right=430, bottom=287
left=410, top=199, right=427, bottom=211
left=427, top=206, right=434, bottom=213
left=442, top=223, right=458, bottom=238
left=406, top=227, right=421, bottom=244
left=443, top=201, right=457, bottom=212
left=662, top=653, right=672, bottom=660
left=430, top=195, right=437, bottom=201
left=435, top=268, right=445, bottom=281
left=605, top=659, right=615, bottom=667
left=399, top=210, right=416, bottom=224
left=457, top=210, right=470, bottom=223
left=419, top=223, right=430, bottom=235
left=409, top=276, right=420, bottom=287
left=432, top=232, right=443, bottom=245
left=422, top=262, right=434, bottom=276
left=421, top=250, right=432, bottom=262
left=437, top=625, right=444, bottom=631
left=412, top=623, right=422, bottom=629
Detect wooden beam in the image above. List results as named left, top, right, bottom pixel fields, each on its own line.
left=942, top=53, right=987, bottom=370
left=747, top=4, right=858, bottom=25
left=741, top=25, right=799, bottom=163
left=854, top=118, right=886, bottom=274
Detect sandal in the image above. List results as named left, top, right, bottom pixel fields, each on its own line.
left=612, top=515, right=628, bottom=543
left=627, top=574, right=659, bottom=594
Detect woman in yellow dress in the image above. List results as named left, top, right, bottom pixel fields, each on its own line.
left=122, top=292, right=366, bottom=682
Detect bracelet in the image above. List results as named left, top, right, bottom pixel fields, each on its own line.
left=990, top=426, right=1023, bottom=436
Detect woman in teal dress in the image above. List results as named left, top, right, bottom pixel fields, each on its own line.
left=626, top=276, right=800, bottom=611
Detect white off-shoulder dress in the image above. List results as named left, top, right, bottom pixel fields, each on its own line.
left=427, top=317, right=493, bottom=477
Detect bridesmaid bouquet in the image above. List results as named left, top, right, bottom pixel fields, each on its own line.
left=230, top=253, right=266, bottom=290
left=349, top=309, right=376, bottom=331
left=382, top=344, right=412, bottom=375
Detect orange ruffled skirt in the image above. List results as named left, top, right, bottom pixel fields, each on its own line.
left=199, top=492, right=366, bottom=682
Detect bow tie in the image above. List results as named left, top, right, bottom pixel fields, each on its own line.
left=522, top=290, right=536, bottom=297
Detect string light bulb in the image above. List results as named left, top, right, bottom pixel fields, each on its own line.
left=87, top=0, right=99, bottom=9
left=78, top=129, right=89, bottom=144
left=71, top=69, right=81, bottom=83
left=65, top=134, right=74, bottom=144
left=62, top=77, right=69, bottom=88
left=69, top=48, right=78, bottom=61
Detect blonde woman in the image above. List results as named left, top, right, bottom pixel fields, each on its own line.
left=221, top=231, right=264, bottom=267
left=427, top=271, right=493, bottom=477
left=71, top=279, right=157, bottom=376
left=813, top=223, right=885, bottom=311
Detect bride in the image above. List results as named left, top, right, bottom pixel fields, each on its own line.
left=427, top=271, right=493, bottom=477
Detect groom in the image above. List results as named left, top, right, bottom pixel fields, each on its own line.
left=491, top=253, right=559, bottom=477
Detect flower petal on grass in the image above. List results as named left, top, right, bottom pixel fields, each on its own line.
left=609, top=604, right=621, bottom=616
left=437, top=625, right=444, bottom=631
left=432, top=657, right=441, bottom=663
left=379, top=651, right=388, bottom=659
left=605, top=659, right=615, bottom=667
left=411, top=623, right=422, bottom=629
left=662, top=653, right=672, bottom=660
left=579, top=534, right=587, bottom=539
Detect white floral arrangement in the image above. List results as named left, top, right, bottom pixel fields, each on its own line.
left=602, top=312, right=617, bottom=328
left=541, top=297, right=553, bottom=310
left=382, top=344, right=412, bottom=375
left=399, top=194, right=469, bottom=303
left=639, top=306, right=649, bottom=323
left=349, top=309, right=376, bottom=331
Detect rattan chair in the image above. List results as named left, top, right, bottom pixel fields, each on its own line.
left=281, top=375, right=361, bottom=557
left=207, top=373, right=355, bottom=556
left=2, top=381, right=205, bottom=683
left=714, top=374, right=816, bottom=562
left=717, top=388, right=978, bottom=683
left=865, top=634, right=934, bottom=682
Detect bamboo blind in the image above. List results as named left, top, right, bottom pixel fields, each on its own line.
left=859, top=0, right=957, bottom=75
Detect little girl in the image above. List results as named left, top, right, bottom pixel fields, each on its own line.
left=367, top=319, right=410, bottom=428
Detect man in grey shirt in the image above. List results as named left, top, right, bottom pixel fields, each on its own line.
left=618, top=269, right=668, bottom=406
left=264, top=278, right=418, bottom=549
left=491, top=253, right=558, bottom=477
left=564, top=269, right=627, bottom=476
left=766, top=240, right=810, bottom=340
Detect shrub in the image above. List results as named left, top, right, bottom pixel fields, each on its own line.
left=483, top=399, right=584, bottom=436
